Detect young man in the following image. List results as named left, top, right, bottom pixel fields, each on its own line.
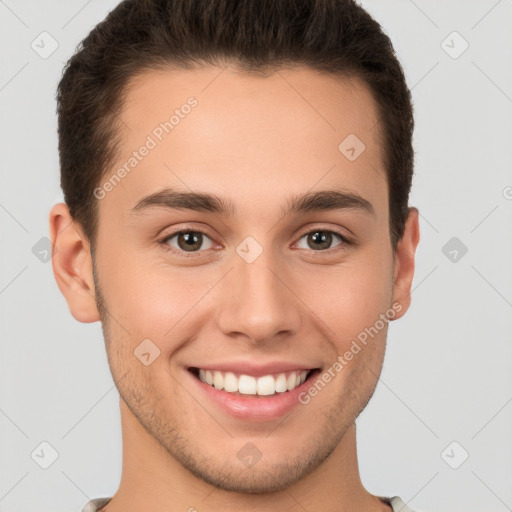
left=50, top=0, right=421, bottom=511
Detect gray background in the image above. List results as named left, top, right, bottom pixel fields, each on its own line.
left=1, top=1, right=511, bottom=511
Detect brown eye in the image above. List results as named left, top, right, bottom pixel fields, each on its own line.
left=164, top=231, right=214, bottom=252
left=297, top=230, right=345, bottom=251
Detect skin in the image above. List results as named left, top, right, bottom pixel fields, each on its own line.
left=50, top=65, right=420, bottom=512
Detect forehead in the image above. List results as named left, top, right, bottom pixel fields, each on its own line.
left=105, top=65, right=387, bottom=217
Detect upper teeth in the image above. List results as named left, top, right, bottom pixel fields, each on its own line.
left=198, top=369, right=309, bottom=396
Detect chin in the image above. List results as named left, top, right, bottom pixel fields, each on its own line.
left=184, top=460, right=309, bottom=494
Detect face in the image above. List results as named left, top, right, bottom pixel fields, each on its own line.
left=58, top=65, right=418, bottom=493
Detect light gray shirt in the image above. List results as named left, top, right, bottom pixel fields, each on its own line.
left=81, top=495, right=422, bottom=511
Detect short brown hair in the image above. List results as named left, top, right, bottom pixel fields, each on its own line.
left=57, top=0, right=414, bottom=249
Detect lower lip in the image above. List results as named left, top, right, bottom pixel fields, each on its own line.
left=187, top=369, right=321, bottom=421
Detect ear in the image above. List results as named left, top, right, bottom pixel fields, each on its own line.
left=390, top=207, right=420, bottom=320
left=49, top=203, right=100, bottom=323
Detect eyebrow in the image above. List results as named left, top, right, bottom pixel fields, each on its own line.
left=130, top=188, right=375, bottom=218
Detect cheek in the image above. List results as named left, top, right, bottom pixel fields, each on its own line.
left=295, top=253, right=393, bottom=344
left=101, top=258, right=213, bottom=342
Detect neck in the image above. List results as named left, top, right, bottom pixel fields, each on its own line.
left=102, top=399, right=390, bottom=512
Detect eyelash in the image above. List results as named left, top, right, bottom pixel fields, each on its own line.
left=157, top=226, right=352, bottom=258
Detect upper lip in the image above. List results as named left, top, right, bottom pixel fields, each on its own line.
left=188, top=361, right=320, bottom=377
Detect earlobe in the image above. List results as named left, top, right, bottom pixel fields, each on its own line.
left=390, top=207, right=420, bottom=320
left=49, top=203, right=100, bottom=323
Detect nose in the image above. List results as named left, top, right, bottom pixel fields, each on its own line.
left=215, top=245, right=302, bottom=345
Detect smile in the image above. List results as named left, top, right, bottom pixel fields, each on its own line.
left=187, top=364, right=322, bottom=420
left=194, top=368, right=312, bottom=396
